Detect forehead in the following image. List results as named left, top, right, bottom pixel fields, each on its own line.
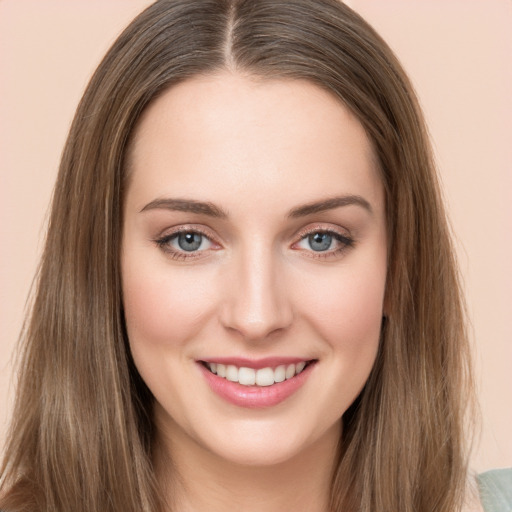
left=126, top=72, right=382, bottom=215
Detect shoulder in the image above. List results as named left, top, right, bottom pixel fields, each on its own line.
left=477, top=468, right=512, bottom=512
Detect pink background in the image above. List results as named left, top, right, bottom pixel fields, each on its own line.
left=1, top=0, right=511, bottom=471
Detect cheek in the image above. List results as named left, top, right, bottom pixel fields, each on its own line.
left=305, top=268, right=386, bottom=415
left=300, top=261, right=386, bottom=359
left=122, top=255, right=216, bottom=349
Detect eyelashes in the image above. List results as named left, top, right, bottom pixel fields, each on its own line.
left=154, top=226, right=219, bottom=261
left=153, top=225, right=355, bottom=262
left=292, top=227, right=355, bottom=258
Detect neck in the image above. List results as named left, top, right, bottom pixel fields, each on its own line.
left=154, top=419, right=341, bottom=512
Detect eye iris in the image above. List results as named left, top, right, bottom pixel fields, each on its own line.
left=178, top=232, right=202, bottom=251
left=308, top=232, right=332, bottom=251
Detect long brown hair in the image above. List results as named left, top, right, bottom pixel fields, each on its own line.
left=0, top=1, right=474, bottom=510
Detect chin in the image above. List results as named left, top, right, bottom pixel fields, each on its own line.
left=188, top=414, right=343, bottom=468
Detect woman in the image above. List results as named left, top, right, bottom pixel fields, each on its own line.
left=0, top=1, right=509, bottom=511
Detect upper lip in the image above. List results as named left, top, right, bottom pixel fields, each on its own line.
left=198, top=356, right=315, bottom=370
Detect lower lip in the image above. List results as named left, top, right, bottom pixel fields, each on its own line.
left=198, top=362, right=316, bottom=408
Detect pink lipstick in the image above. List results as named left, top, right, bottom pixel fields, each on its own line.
left=197, top=358, right=317, bottom=408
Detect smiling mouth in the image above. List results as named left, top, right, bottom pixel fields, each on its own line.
left=200, top=360, right=317, bottom=387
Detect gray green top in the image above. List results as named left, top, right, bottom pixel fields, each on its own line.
left=478, top=468, right=512, bottom=512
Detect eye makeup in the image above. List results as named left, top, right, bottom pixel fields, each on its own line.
left=152, top=222, right=355, bottom=262
left=153, top=224, right=221, bottom=261
left=291, top=224, right=355, bottom=260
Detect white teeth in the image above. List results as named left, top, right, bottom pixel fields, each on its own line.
left=205, top=361, right=311, bottom=386
left=274, top=365, right=286, bottom=383
left=295, top=361, right=306, bottom=374
left=256, top=367, right=275, bottom=386
left=226, top=365, right=238, bottom=382
left=238, top=367, right=256, bottom=385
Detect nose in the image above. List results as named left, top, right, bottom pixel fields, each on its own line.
left=220, top=244, right=294, bottom=341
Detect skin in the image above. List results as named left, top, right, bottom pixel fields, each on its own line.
left=122, top=72, right=388, bottom=511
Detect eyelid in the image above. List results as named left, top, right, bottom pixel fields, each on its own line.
left=155, top=223, right=217, bottom=241
left=293, top=223, right=352, bottom=241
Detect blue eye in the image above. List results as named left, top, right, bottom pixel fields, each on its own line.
left=295, top=229, right=354, bottom=256
left=155, top=230, right=214, bottom=257
left=307, top=232, right=333, bottom=252
left=176, top=232, right=204, bottom=251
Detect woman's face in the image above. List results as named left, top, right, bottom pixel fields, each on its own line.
left=122, top=72, right=387, bottom=466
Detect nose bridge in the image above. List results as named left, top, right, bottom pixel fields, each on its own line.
left=221, top=239, right=293, bottom=340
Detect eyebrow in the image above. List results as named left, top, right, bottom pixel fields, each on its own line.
left=140, top=194, right=372, bottom=218
left=140, top=198, right=228, bottom=218
left=287, top=195, right=373, bottom=218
